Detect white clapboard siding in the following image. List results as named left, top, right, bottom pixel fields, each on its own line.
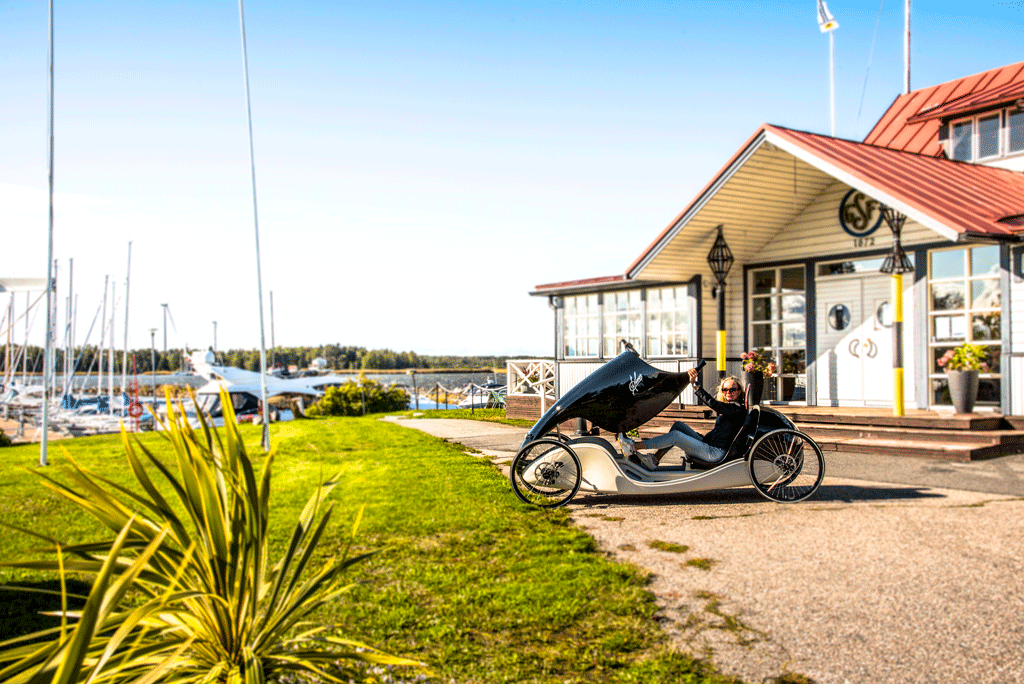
left=756, top=182, right=942, bottom=262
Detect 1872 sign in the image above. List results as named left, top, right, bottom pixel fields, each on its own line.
left=839, top=189, right=882, bottom=246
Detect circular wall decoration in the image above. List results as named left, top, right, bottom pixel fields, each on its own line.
left=876, top=301, right=892, bottom=328
left=839, top=189, right=883, bottom=238
left=828, top=304, right=851, bottom=331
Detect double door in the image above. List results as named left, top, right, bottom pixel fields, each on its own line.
left=816, top=274, right=905, bottom=406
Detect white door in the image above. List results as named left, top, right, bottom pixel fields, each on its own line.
left=816, top=274, right=895, bottom=406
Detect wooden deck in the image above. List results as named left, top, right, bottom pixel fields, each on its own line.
left=639, top=405, right=1024, bottom=462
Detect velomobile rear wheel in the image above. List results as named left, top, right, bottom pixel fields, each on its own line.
left=510, top=439, right=582, bottom=508
left=747, top=429, right=824, bottom=503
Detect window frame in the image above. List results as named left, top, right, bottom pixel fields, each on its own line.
left=948, top=106, right=1024, bottom=162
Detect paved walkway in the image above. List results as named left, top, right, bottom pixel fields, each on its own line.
left=386, top=417, right=1024, bottom=684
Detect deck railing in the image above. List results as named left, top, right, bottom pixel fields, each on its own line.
left=506, top=359, right=556, bottom=413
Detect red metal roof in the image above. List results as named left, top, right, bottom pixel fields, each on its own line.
left=762, top=125, right=1024, bottom=238
left=626, top=123, right=1024, bottom=279
left=864, top=61, right=1024, bottom=156
left=907, top=80, right=1024, bottom=124
left=533, top=274, right=628, bottom=294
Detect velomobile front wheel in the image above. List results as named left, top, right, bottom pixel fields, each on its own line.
left=510, top=439, right=582, bottom=508
left=747, top=429, right=824, bottom=503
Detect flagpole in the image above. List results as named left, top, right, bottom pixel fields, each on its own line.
left=829, top=29, right=836, bottom=137
left=903, top=0, right=911, bottom=94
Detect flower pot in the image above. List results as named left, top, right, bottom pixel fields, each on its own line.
left=742, top=370, right=764, bottom=408
left=947, top=369, right=979, bottom=414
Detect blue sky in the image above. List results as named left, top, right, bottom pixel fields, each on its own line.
left=1, top=1, right=1021, bottom=357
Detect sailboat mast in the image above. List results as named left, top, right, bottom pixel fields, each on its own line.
left=109, top=281, right=116, bottom=413
left=121, top=241, right=131, bottom=415
left=237, top=0, right=271, bottom=450
left=41, top=0, right=55, bottom=467
left=23, top=292, right=29, bottom=385
left=99, top=275, right=107, bottom=401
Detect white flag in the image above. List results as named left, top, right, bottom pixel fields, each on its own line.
left=817, top=0, right=839, bottom=32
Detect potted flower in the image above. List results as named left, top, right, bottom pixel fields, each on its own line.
left=938, top=343, right=989, bottom=414
left=740, top=349, right=776, bottom=406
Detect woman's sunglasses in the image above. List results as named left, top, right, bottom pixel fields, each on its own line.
left=723, top=386, right=741, bottom=392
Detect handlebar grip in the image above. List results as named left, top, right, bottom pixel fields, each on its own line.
left=693, top=359, right=707, bottom=372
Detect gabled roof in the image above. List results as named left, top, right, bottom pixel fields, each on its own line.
left=627, top=124, right=1024, bottom=280
left=864, top=61, right=1024, bottom=156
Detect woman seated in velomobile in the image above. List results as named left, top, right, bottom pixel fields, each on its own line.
left=618, top=368, right=747, bottom=470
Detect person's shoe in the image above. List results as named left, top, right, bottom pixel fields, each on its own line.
left=652, top=447, right=672, bottom=464
left=617, top=432, right=637, bottom=457
left=637, top=451, right=658, bottom=470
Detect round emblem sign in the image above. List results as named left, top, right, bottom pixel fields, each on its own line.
left=839, top=189, right=883, bottom=238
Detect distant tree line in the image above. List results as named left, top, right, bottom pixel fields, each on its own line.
left=0, top=344, right=509, bottom=376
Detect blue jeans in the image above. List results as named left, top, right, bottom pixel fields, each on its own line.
left=644, top=420, right=727, bottom=464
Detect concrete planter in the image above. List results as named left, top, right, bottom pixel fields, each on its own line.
left=947, top=369, right=979, bottom=414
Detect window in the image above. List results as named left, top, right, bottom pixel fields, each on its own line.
left=928, top=246, right=1001, bottom=406
left=603, top=290, right=642, bottom=356
left=564, top=294, right=599, bottom=357
left=749, top=266, right=806, bottom=402
left=1010, top=109, right=1024, bottom=154
left=646, top=286, right=690, bottom=356
left=949, top=107, right=1024, bottom=162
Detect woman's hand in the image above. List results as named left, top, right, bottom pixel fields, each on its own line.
left=688, top=367, right=700, bottom=388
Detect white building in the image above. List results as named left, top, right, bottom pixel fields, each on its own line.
left=527, top=61, right=1024, bottom=414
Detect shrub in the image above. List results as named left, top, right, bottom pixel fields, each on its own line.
left=0, top=430, right=11, bottom=448
left=0, top=387, right=424, bottom=684
left=937, top=342, right=990, bottom=372
left=307, top=378, right=408, bottom=416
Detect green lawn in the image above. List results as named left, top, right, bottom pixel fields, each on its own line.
left=0, top=417, right=740, bottom=683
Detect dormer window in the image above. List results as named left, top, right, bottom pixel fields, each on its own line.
left=950, top=105, right=1024, bottom=161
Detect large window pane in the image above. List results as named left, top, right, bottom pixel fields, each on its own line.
left=1010, top=109, right=1024, bottom=153
left=780, top=267, right=804, bottom=292
left=972, top=279, right=1000, bottom=308
left=781, top=322, right=805, bottom=347
left=752, top=323, right=773, bottom=347
left=782, top=294, right=805, bottom=318
left=932, top=315, right=967, bottom=341
left=752, top=270, right=775, bottom=295
left=781, top=350, right=806, bottom=374
left=927, top=246, right=1001, bottom=406
left=752, top=298, right=772, bottom=321
left=978, top=114, right=1001, bottom=158
left=952, top=120, right=972, bottom=161
left=645, top=286, right=689, bottom=357
left=931, top=283, right=965, bottom=310
left=565, top=294, right=599, bottom=358
left=972, top=313, right=1001, bottom=341
left=970, top=246, right=999, bottom=277
left=931, top=250, right=964, bottom=279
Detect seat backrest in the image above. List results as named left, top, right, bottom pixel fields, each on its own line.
left=723, top=406, right=760, bottom=462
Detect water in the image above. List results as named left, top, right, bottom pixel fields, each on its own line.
left=42, top=370, right=508, bottom=412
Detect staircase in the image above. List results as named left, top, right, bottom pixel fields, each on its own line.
left=632, top=405, right=1024, bottom=462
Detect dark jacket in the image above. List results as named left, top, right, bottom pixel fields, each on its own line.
left=693, top=386, right=748, bottom=450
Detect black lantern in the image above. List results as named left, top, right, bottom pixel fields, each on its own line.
left=879, top=206, right=913, bottom=275
left=706, top=224, right=732, bottom=379
left=707, top=224, right=734, bottom=297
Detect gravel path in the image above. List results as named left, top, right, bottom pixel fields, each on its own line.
left=388, top=418, right=1024, bottom=684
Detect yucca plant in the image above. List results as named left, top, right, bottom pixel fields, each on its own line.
left=0, top=387, right=424, bottom=683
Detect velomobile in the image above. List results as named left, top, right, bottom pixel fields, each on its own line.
left=509, top=345, right=824, bottom=507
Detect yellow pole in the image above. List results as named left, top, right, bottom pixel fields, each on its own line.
left=717, top=330, right=726, bottom=374
left=892, top=272, right=905, bottom=416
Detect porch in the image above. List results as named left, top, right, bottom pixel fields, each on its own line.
left=506, top=360, right=1024, bottom=462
